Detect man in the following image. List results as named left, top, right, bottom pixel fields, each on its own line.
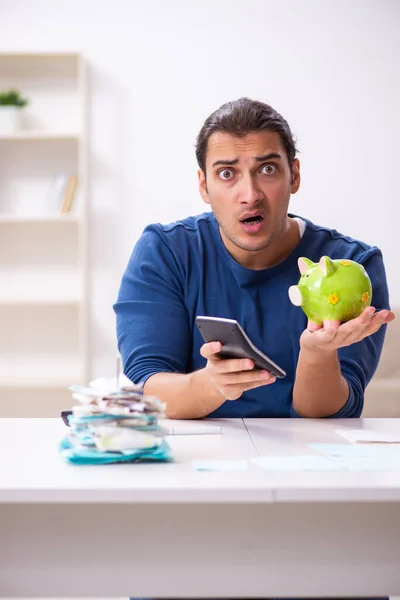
left=117, top=99, right=393, bottom=600
left=114, top=97, right=394, bottom=421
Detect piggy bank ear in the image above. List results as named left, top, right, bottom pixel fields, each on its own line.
left=319, top=256, right=335, bottom=277
left=298, top=257, right=314, bottom=274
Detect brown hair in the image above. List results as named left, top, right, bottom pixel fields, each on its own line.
left=195, top=97, right=298, bottom=174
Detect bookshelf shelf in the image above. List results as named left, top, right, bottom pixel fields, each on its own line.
left=0, top=367, right=81, bottom=390
left=0, top=52, right=81, bottom=59
left=0, top=52, right=89, bottom=414
left=0, top=214, right=81, bottom=223
left=0, top=294, right=81, bottom=306
left=0, top=132, right=80, bottom=141
left=0, top=273, right=82, bottom=304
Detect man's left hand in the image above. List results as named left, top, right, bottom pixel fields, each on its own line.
left=300, top=306, right=395, bottom=353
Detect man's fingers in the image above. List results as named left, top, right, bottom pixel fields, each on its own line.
left=323, top=319, right=341, bottom=330
left=201, top=343, right=256, bottom=372
left=374, top=309, right=395, bottom=324
left=216, top=358, right=255, bottom=373
left=360, top=306, right=376, bottom=323
left=304, top=327, right=337, bottom=343
left=200, top=341, right=222, bottom=359
left=321, top=310, right=375, bottom=346
left=307, top=320, right=323, bottom=331
left=340, top=307, right=392, bottom=337
left=334, top=307, right=375, bottom=335
left=361, top=310, right=396, bottom=339
left=200, top=342, right=257, bottom=373
left=387, top=311, right=396, bottom=323
left=225, top=377, right=276, bottom=398
left=219, top=369, right=274, bottom=385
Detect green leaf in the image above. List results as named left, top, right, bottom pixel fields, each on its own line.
left=0, top=88, right=29, bottom=107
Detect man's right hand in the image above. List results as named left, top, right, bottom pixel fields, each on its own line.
left=200, top=341, right=276, bottom=401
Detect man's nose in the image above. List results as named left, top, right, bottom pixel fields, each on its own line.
left=239, top=174, right=264, bottom=204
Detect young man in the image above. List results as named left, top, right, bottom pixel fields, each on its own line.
left=114, top=97, right=395, bottom=420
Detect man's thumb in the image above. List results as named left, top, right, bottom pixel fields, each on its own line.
left=200, top=341, right=222, bottom=359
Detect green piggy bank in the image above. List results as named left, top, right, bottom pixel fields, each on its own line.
left=288, top=256, right=372, bottom=324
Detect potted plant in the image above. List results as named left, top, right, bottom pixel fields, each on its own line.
left=0, top=89, right=29, bottom=133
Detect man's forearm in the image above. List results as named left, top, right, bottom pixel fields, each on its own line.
left=143, top=369, right=225, bottom=419
left=293, top=347, right=349, bottom=417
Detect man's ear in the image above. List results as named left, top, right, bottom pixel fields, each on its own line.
left=198, top=169, right=210, bottom=205
left=290, top=158, right=301, bottom=194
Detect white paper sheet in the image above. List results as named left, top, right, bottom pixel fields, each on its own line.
left=308, top=443, right=386, bottom=457
left=335, top=429, right=400, bottom=444
left=251, top=455, right=343, bottom=471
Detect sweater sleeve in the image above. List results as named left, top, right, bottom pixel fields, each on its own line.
left=113, top=226, right=190, bottom=384
left=290, top=249, right=391, bottom=419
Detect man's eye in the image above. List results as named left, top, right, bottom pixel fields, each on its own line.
left=260, top=164, right=277, bottom=175
left=218, top=169, right=234, bottom=180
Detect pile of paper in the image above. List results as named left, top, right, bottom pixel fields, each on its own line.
left=59, top=380, right=172, bottom=465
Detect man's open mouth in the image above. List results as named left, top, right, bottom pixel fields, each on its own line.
left=239, top=214, right=265, bottom=234
left=240, top=215, right=264, bottom=225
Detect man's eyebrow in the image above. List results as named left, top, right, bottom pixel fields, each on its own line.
left=255, top=152, right=282, bottom=162
left=211, top=152, right=282, bottom=168
left=212, top=158, right=239, bottom=167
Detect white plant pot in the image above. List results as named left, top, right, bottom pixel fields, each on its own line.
left=0, top=106, right=23, bottom=133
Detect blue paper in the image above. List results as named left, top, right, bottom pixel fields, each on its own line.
left=193, top=459, right=248, bottom=472
left=251, top=455, right=343, bottom=471
left=331, top=456, right=399, bottom=472
left=308, top=443, right=384, bottom=458
left=59, top=436, right=173, bottom=465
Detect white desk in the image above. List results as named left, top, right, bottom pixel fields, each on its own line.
left=0, top=417, right=399, bottom=597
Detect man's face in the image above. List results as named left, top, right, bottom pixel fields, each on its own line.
left=198, top=130, right=300, bottom=260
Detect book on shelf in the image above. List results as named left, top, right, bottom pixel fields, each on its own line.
left=60, top=174, right=79, bottom=215
left=47, top=173, right=79, bottom=216
left=47, top=173, right=68, bottom=213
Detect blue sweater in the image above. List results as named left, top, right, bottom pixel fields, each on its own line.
left=114, top=212, right=390, bottom=419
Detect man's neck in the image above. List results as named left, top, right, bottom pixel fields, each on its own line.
left=221, top=217, right=301, bottom=270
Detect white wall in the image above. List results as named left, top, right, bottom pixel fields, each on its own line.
left=0, top=0, right=398, bottom=379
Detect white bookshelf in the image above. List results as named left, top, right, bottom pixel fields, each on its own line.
left=0, top=52, right=89, bottom=414
left=0, top=132, right=80, bottom=141
left=0, top=214, right=80, bottom=223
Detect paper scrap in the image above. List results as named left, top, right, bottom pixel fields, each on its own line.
left=335, top=430, right=400, bottom=444
left=308, top=443, right=385, bottom=458
left=169, top=425, right=222, bottom=435
left=192, top=459, right=248, bottom=472
left=251, top=455, right=343, bottom=472
left=330, top=456, right=399, bottom=472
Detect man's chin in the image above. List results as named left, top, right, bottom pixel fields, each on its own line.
left=233, top=235, right=273, bottom=253
left=219, top=224, right=275, bottom=254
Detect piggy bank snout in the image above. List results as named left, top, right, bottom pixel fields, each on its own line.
left=288, top=285, right=303, bottom=306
